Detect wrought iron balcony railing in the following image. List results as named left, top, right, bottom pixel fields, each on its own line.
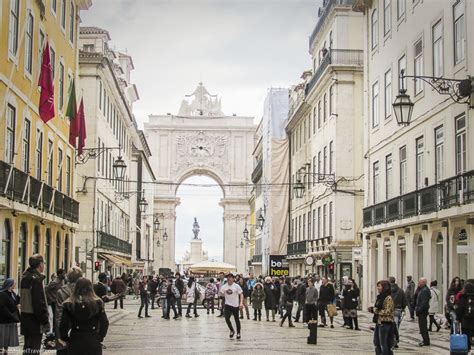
left=287, top=240, right=308, bottom=256
left=97, top=230, right=132, bottom=255
left=0, top=160, right=79, bottom=223
left=363, top=170, right=474, bottom=228
left=251, top=159, right=263, bottom=183
left=252, top=254, right=263, bottom=263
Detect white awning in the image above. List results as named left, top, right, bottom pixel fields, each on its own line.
left=188, top=260, right=236, bottom=274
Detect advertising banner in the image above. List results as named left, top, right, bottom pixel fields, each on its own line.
left=269, top=255, right=289, bottom=277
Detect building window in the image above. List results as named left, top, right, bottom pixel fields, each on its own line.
left=298, top=216, right=301, bottom=241
left=417, top=236, right=424, bottom=279
left=323, top=146, right=327, bottom=174
left=414, top=38, right=424, bottom=95
left=59, top=62, right=65, bottom=110
left=373, top=161, right=380, bottom=203
left=60, top=0, right=66, bottom=29
left=47, top=139, right=53, bottom=186
left=1, top=220, right=12, bottom=280
left=312, top=156, right=317, bottom=186
left=372, top=82, right=379, bottom=127
left=9, top=0, right=20, bottom=55
left=22, top=119, right=31, bottom=173
left=416, top=137, right=424, bottom=189
left=56, top=232, right=61, bottom=270
left=371, top=9, right=378, bottom=49
left=312, top=107, right=317, bottom=134
left=64, top=234, right=69, bottom=269
left=329, top=141, right=334, bottom=174
left=323, top=204, right=327, bottom=237
left=6, top=105, right=16, bottom=164
left=25, top=13, right=34, bottom=74
left=323, top=93, right=327, bottom=122
left=398, top=54, right=406, bottom=91
left=38, top=30, right=45, bottom=73
left=66, top=156, right=71, bottom=196
left=317, top=207, right=321, bottom=238
left=312, top=208, right=316, bottom=238
left=33, top=226, right=40, bottom=254
left=35, top=130, right=43, bottom=180
left=58, top=148, right=63, bottom=191
left=400, top=146, right=407, bottom=194
left=51, top=0, right=57, bottom=13
left=435, top=126, right=444, bottom=182
left=386, top=154, right=393, bottom=199
left=18, top=223, right=27, bottom=278
left=329, top=85, right=335, bottom=116
left=303, top=214, right=306, bottom=240
left=384, top=70, right=392, bottom=119
left=50, top=47, right=56, bottom=80
left=69, top=1, right=75, bottom=43
left=455, top=115, right=466, bottom=174
left=45, top=229, right=51, bottom=283
left=384, top=0, right=391, bottom=35
left=397, top=0, right=405, bottom=18
left=432, top=20, right=443, bottom=77
left=307, top=211, right=311, bottom=240
left=454, top=0, right=465, bottom=64
left=317, top=100, right=322, bottom=129
left=328, top=201, right=333, bottom=236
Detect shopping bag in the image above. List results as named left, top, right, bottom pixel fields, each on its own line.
left=450, top=322, right=468, bottom=353
left=327, top=303, right=338, bottom=317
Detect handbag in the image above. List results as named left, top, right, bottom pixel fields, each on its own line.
left=327, top=303, right=338, bottom=317
left=450, top=322, right=468, bottom=353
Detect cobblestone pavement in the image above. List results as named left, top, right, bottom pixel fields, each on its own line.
left=103, top=298, right=452, bottom=355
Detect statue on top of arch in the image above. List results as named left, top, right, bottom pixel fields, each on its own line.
left=178, top=82, right=224, bottom=117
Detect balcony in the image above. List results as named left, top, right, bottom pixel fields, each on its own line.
left=251, top=159, right=263, bottom=183
left=363, top=170, right=474, bottom=228
left=252, top=254, right=262, bottom=263
left=0, top=160, right=79, bottom=223
left=305, top=49, right=363, bottom=96
left=287, top=240, right=308, bottom=256
left=97, top=230, right=132, bottom=255
left=309, top=0, right=356, bottom=52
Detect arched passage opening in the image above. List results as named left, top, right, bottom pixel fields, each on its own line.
left=174, top=175, right=225, bottom=270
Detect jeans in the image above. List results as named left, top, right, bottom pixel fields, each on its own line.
left=418, top=312, right=430, bottom=345
left=114, top=295, right=124, bottom=309
left=374, top=323, right=394, bottom=355
left=176, top=297, right=182, bottom=316
left=166, top=297, right=178, bottom=318
left=150, top=292, right=157, bottom=309
left=393, top=308, right=403, bottom=343
left=186, top=299, right=198, bottom=316
left=295, top=301, right=304, bottom=322
left=224, top=305, right=241, bottom=333
left=239, top=298, right=249, bottom=319
left=161, top=298, right=168, bottom=317
left=281, top=303, right=294, bottom=326
left=428, top=314, right=440, bottom=331
left=138, top=294, right=149, bottom=316
left=206, top=298, right=215, bottom=313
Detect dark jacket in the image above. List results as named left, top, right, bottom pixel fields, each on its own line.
left=414, top=285, right=431, bottom=316
left=274, top=281, right=281, bottom=304
left=148, top=279, right=158, bottom=294
left=111, top=278, right=126, bottom=294
left=55, top=283, right=76, bottom=334
left=239, top=282, right=250, bottom=298
left=166, top=283, right=176, bottom=300
left=318, top=283, right=335, bottom=304
left=251, top=286, right=265, bottom=310
left=20, top=267, right=50, bottom=335
left=391, top=283, right=407, bottom=310
left=175, top=278, right=185, bottom=295
left=454, top=290, right=474, bottom=331
left=282, top=284, right=296, bottom=304
left=263, top=282, right=277, bottom=309
left=295, top=283, right=306, bottom=303
left=342, top=287, right=359, bottom=310
left=405, top=279, right=416, bottom=303
left=60, top=299, right=109, bottom=355
left=93, top=282, right=108, bottom=300
left=139, top=281, right=149, bottom=299
left=0, top=289, right=20, bottom=324
left=45, top=276, right=64, bottom=305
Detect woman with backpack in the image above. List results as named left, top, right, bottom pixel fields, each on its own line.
left=185, top=276, right=199, bottom=318
left=454, top=280, right=474, bottom=352
left=204, top=278, right=217, bottom=315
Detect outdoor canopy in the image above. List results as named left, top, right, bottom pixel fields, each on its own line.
left=188, top=260, right=236, bottom=274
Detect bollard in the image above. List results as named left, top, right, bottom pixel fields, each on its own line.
left=307, top=321, right=318, bottom=344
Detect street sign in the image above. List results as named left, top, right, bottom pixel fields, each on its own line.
left=352, top=247, right=362, bottom=260
left=457, top=245, right=474, bottom=254
left=269, top=255, right=289, bottom=277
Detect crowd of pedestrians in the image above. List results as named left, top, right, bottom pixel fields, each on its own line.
left=1, top=254, right=473, bottom=354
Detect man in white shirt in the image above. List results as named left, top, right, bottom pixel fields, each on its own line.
left=219, top=273, right=243, bottom=339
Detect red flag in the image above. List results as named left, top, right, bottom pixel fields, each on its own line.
left=38, top=41, right=55, bottom=123
left=77, top=98, right=87, bottom=155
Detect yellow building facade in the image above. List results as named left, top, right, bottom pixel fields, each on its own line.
left=0, top=0, right=91, bottom=284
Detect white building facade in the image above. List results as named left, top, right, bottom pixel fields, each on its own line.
left=353, top=0, right=474, bottom=310
left=287, top=0, right=365, bottom=289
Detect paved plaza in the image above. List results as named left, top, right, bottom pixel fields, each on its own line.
left=103, top=298, right=451, bottom=355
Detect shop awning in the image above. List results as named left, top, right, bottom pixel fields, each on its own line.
left=188, top=260, right=236, bottom=274
left=98, top=253, right=132, bottom=267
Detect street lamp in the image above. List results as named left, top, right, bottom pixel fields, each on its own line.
left=163, top=229, right=168, bottom=241
left=393, top=69, right=473, bottom=126
left=242, top=226, right=249, bottom=240
left=138, top=191, right=148, bottom=214
left=153, top=215, right=160, bottom=233
left=294, top=180, right=305, bottom=198
left=257, top=214, right=265, bottom=230
left=113, top=155, right=127, bottom=180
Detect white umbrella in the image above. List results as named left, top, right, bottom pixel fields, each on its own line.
left=188, top=260, right=236, bottom=274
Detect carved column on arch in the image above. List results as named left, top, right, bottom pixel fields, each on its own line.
left=154, top=197, right=180, bottom=271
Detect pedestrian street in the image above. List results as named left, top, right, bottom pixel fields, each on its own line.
left=104, top=298, right=450, bottom=354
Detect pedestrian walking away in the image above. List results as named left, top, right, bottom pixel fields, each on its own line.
left=414, top=278, right=431, bottom=347
left=111, top=275, right=126, bottom=310
left=317, top=277, right=336, bottom=328
left=205, top=278, right=217, bottom=315
left=219, top=273, right=244, bottom=339
left=405, top=276, right=416, bottom=321
left=388, top=276, right=407, bottom=349
left=454, top=279, right=474, bottom=352
left=341, top=278, right=360, bottom=331
left=175, top=273, right=185, bottom=317
left=20, top=254, right=51, bottom=354
left=0, top=278, right=20, bottom=354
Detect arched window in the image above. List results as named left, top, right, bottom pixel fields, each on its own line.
left=436, top=233, right=444, bottom=288
left=1, top=219, right=12, bottom=282
left=45, top=229, right=51, bottom=282
left=371, top=9, right=378, bottom=50
left=417, top=236, right=424, bottom=279
left=64, top=234, right=69, bottom=269
left=56, top=232, right=61, bottom=272
left=33, top=226, right=40, bottom=254
left=18, top=222, right=27, bottom=277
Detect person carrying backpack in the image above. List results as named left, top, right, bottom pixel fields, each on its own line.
left=454, top=280, right=474, bottom=351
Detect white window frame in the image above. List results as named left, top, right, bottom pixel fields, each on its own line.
left=22, top=118, right=31, bottom=173
left=400, top=146, right=407, bottom=195
left=432, top=20, right=443, bottom=77
left=35, top=129, right=43, bottom=180
left=453, top=0, right=465, bottom=64
left=371, top=9, right=378, bottom=50
left=455, top=114, right=466, bottom=174
left=416, top=136, right=424, bottom=189
left=60, top=0, right=66, bottom=31
left=69, top=1, right=75, bottom=44
left=384, top=69, right=392, bottom=119
left=414, top=38, right=424, bottom=95
left=5, top=104, right=16, bottom=164
left=373, top=161, right=380, bottom=204
left=434, top=126, right=444, bottom=183
left=8, top=0, right=20, bottom=57
left=384, top=0, right=391, bottom=35
left=58, top=61, right=65, bottom=112
left=372, top=81, right=379, bottom=128
left=24, top=11, right=34, bottom=77
left=397, top=0, right=405, bottom=19
left=386, top=154, right=393, bottom=199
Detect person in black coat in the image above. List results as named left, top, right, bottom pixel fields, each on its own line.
left=341, top=279, right=360, bottom=330
left=389, top=276, right=407, bottom=348
left=317, top=277, right=336, bottom=328
left=263, top=277, right=277, bottom=322
left=294, top=278, right=306, bottom=323
left=59, top=278, right=109, bottom=355
left=175, top=273, right=185, bottom=317
left=0, top=278, right=20, bottom=352
left=280, top=279, right=296, bottom=327
left=148, top=276, right=159, bottom=309
left=93, top=273, right=109, bottom=302
left=19, top=254, right=50, bottom=354
left=414, top=278, right=431, bottom=347
left=454, top=280, right=474, bottom=351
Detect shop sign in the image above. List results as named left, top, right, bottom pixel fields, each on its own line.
left=352, top=247, right=362, bottom=260
left=457, top=245, right=474, bottom=254
left=269, top=255, right=289, bottom=277
left=321, top=254, right=333, bottom=266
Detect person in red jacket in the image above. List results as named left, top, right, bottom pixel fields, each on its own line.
left=111, top=275, right=126, bottom=309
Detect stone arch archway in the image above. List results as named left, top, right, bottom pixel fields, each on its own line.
left=144, top=84, right=256, bottom=272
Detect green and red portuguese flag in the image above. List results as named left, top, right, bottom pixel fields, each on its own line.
left=66, top=79, right=86, bottom=155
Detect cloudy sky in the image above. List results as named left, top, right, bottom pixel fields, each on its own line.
left=82, top=0, right=320, bottom=262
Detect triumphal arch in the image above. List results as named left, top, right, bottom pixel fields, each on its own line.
left=144, top=83, right=255, bottom=272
